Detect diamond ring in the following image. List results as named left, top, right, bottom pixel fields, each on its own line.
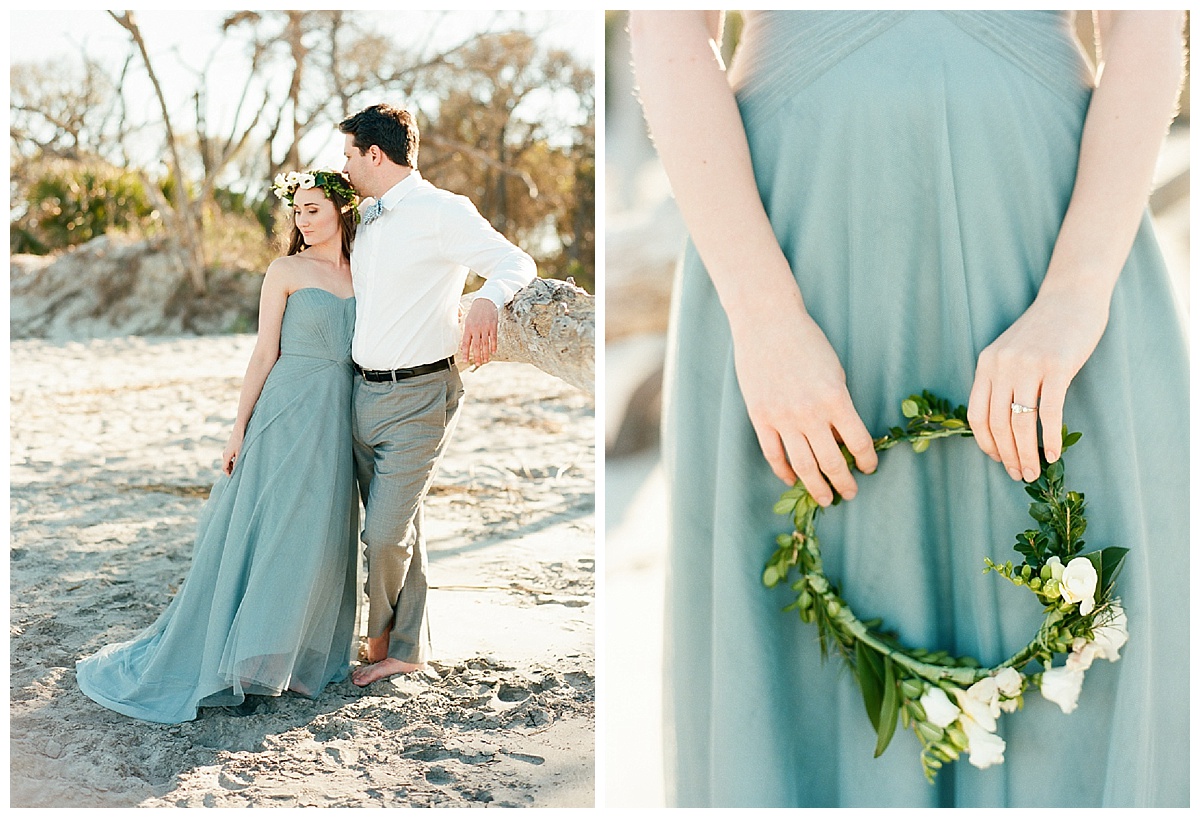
left=1011, top=402, right=1037, bottom=414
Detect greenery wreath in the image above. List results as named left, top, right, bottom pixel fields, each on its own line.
left=762, top=392, right=1129, bottom=781
left=271, top=169, right=359, bottom=219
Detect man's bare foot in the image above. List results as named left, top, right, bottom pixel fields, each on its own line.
left=351, top=657, right=425, bottom=687
left=365, top=632, right=390, bottom=663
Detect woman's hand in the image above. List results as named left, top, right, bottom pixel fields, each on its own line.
left=969, top=11, right=1182, bottom=483
left=221, top=428, right=245, bottom=476
left=967, top=283, right=1110, bottom=482
left=732, top=306, right=877, bottom=506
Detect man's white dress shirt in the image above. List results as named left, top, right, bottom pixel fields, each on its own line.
left=350, top=170, right=536, bottom=371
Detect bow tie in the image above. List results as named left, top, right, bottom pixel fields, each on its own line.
left=361, top=199, right=385, bottom=225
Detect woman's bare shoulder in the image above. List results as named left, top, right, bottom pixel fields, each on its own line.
left=266, top=254, right=307, bottom=275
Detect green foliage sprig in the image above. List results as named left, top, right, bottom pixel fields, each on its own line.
left=762, top=392, right=1128, bottom=781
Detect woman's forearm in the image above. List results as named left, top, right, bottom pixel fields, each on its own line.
left=630, top=11, right=879, bottom=498
left=1040, top=11, right=1184, bottom=301
left=231, top=351, right=278, bottom=435
left=629, top=11, right=807, bottom=334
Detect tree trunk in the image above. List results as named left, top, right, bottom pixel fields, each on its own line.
left=459, top=277, right=594, bottom=395
left=110, top=10, right=207, bottom=294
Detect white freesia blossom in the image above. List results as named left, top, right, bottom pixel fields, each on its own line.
left=960, top=716, right=1006, bottom=768
left=953, top=685, right=997, bottom=732
left=947, top=683, right=1007, bottom=768
left=920, top=686, right=961, bottom=729
left=1040, top=664, right=1085, bottom=714
left=1066, top=638, right=1102, bottom=672
left=1045, top=555, right=1064, bottom=581
left=297, top=172, right=316, bottom=189
left=994, top=667, right=1022, bottom=698
left=1091, top=603, right=1129, bottom=661
left=273, top=173, right=286, bottom=187
left=285, top=171, right=300, bottom=185
left=1065, top=602, right=1129, bottom=673
left=1059, top=557, right=1098, bottom=615
left=272, top=187, right=287, bottom=200
left=966, top=677, right=1001, bottom=721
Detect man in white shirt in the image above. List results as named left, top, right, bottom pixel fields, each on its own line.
left=338, top=104, right=536, bottom=686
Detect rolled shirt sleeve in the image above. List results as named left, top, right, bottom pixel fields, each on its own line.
left=437, top=194, right=537, bottom=307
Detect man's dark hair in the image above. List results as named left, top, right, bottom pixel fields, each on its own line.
left=338, top=104, right=419, bottom=169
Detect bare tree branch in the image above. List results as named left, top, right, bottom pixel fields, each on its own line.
left=109, top=10, right=207, bottom=293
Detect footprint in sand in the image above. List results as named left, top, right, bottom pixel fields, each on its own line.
left=424, top=765, right=456, bottom=785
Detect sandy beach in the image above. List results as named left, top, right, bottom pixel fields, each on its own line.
left=9, top=335, right=595, bottom=808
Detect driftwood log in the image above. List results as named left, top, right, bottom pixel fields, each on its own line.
left=460, top=277, right=595, bottom=395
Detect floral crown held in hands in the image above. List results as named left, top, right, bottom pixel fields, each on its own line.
left=272, top=169, right=359, bottom=219
left=762, top=391, right=1128, bottom=781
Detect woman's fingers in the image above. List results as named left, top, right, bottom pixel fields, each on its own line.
left=835, top=413, right=878, bottom=476
left=967, top=376, right=1000, bottom=461
left=988, top=387, right=1023, bottom=481
left=782, top=433, right=835, bottom=507
left=755, top=425, right=798, bottom=486
left=1039, top=375, right=1070, bottom=463
left=757, top=399, right=876, bottom=506
left=1010, top=392, right=1042, bottom=481
left=807, top=429, right=857, bottom=501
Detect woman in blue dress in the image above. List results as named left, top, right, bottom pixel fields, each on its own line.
left=631, top=10, right=1187, bottom=807
left=76, top=170, right=361, bottom=723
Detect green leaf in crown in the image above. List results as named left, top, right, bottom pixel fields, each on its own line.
left=271, top=169, right=360, bottom=219
left=762, top=391, right=1128, bottom=781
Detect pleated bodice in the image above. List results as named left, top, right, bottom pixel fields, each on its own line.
left=732, top=11, right=1092, bottom=131
left=278, top=287, right=355, bottom=363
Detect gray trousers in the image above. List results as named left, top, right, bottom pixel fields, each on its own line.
left=352, top=365, right=463, bottom=664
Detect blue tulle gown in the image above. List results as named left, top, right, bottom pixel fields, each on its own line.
left=77, top=288, right=360, bottom=723
left=662, top=11, right=1188, bottom=808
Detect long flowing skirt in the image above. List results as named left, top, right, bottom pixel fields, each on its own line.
left=77, top=289, right=360, bottom=724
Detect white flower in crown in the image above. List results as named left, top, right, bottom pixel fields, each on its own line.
left=1066, top=639, right=1102, bottom=672
left=1066, top=602, right=1129, bottom=673
left=960, top=717, right=1006, bottom=768
left=994, top=667, right=1022, bottom=698
left=1040, top=664, right=1085, bottom=714
left=954, top=680, right=999, bottom=731
left=951, top=681, right=1007, bottom=769
left=1059, top=557, right=1098, bottom=615
left=297, top=172, right=316, bottom=189
left=994, top=666, right=1023, bottom=713
left=1044, top=555, right=1065, bottom=583
left=920, top=686, right=960, bottom=729
left=1090, top=603, right=1128, bottom=661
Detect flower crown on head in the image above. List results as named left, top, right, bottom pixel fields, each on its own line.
left=272, top=169, right=359, bottom=219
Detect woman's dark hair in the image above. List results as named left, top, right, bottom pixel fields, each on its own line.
left=338, top=104, right=419, bottom=169
left=286, top=186, right=357, bottom=261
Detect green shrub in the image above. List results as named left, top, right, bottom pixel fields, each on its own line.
left=11, top=160, right=160, bottom=254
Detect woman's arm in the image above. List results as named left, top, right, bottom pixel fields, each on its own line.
left=629, top=11, right=877, bottom=505
left=221, top=262, right=291, bottom=475
left=967, top=11, right=1185, bottom=481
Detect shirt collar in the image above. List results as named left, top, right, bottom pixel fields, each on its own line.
left=376, top=169, right=422, bottom=211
